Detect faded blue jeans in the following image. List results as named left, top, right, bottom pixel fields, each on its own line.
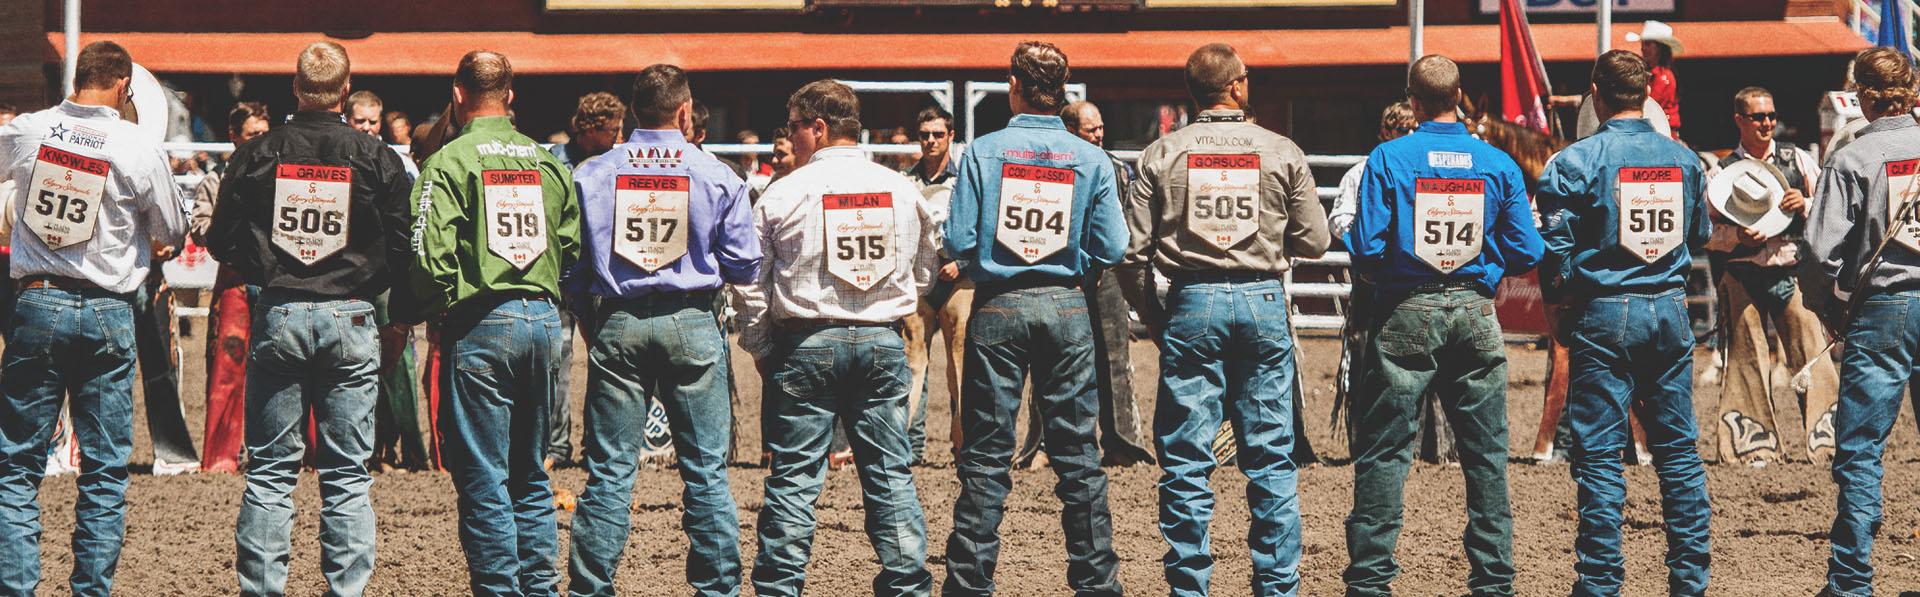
left=0, top=286, right=137, bottom=597
left=1826, top=290, right=1920, bottom=597
left=944, top=284, right=1121, bottom=597
left=1156, top=278, right=1300, bottom=596
left=440, top=297, right=563, bottom=597
left=568, top=292, right=739, bottom=597
left=1565, top=288, right=1709, bottom=597
left=236, top=291, right=380, bottom=597
left=753, top=323, right=930, bottom=597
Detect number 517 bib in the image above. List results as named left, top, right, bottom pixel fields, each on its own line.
left=484, top=170, right=548, bottom=270
left=1412, top=178, right=1484, bottom=274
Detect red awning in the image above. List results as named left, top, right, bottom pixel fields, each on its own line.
left=46, top=19, right=1868, bottom=75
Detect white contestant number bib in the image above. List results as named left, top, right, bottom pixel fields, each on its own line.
left=1185, top=154, right=1261, bottom=250
left=272, top=164, right=352, bottom=265
left=996, top=163, right=1073, bottom=264
left=1617, top=167, right=1685, bottom=263
left=823, top=193, right=896, bottom=290
left=1412, top=178, right=1485, bottom=274
left=484, top=170, right=547, bottom=270
left=24, top=145, right=107, bottom=250
left=1887, top=159, right=1920, bottom=253
left=614, top=175, right=690, bottom=272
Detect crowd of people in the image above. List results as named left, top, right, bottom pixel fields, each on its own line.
left=1, top=31, right=1918, bottom=597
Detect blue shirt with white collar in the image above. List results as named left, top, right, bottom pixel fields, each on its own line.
left=1347, top=120, right=1542, bottom=297
left=945, top=113, right=1126, bottom=282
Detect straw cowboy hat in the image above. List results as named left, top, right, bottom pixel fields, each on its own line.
left=1626, top=20, right=1684, bottom=55
left=1708, top=158, right=1794, bottom=237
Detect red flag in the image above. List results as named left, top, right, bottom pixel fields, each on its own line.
left=1500, top=0, right=1553, bottom=135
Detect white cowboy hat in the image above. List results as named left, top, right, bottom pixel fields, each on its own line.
left=1625, top=20, right=1684, bottom=55
left=1707, top=158, right=1794, bottom=237
left=1574, top=95, right=1671, bottom=139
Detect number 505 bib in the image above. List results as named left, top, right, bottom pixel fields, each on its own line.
left=1412, top=178, right=1484, bottom=274
left=24, top=145, right=108, bottom=250
left=1185, top=154, right=1261, bottom=250
left=1616, top=167, right=1684, bottom=263
left=996, top=163, right=1073, bottom=264
left=484, top=170, right=548, bottom=270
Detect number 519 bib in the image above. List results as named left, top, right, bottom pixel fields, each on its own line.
left=1413, top=178, right=1484, bottom=274
left=996, top=163, right=1073, bottom=264
left=484, top=170, right=548, bottom=270
left=1616, top=167, right=1684, bottom=263
left=273, top=164, right=351, bottom=265
left=24, top=145, right=108, bottom=250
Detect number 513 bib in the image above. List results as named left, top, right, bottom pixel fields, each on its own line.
left=24, top=145, right=108, bottom=250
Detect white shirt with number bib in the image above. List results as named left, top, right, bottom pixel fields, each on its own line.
left=0, top=100, right=187, bottom=293
left=733, top=145, right=938, bottom=360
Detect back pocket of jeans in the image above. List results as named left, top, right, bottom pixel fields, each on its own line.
left=1376, top=305, right=1430, bottom=357
left=1850, top=299, right=1907, bottom=351
left=774, top=346, right=835, bottom=401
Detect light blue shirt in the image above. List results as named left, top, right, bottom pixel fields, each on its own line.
left=945, top=114, right=1126, bottom=282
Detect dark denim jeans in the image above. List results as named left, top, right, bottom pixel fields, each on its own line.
left=1565, top=288, right=1709, bottom=597
left=944, top=285, right=1121, bottom=597
left=568, top=292, right=739, bottom=597
left=752, top=323, right=930, bottom=597
left=0, top=287, right=138, bottom=597
left=1343, top=288, right=1513, bottom=597
left=236, top=292, right=380, bottom=597
left=439, top=297, right=563, bottom=597
left=1827, top=290, right=1920, bottom=597
left=1156, top=279, right=1299, bottom=597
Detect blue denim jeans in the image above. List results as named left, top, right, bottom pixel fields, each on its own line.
left=1564, top=288, right=1709, bottom=597
left=440, top=297, right=563, bottom=597
left=1826, top=290, right=1920, bottom=597
left=1156, top=279, right=1299, bottom=597
left=568, top=292, right=739, bottom=597
left=752, top=323, right=929, bottom=597
left=236, top=292, right=380, bottom=597
left=0, top=287, right=137, bottom=597
left=1343, top=288, right=1512, bottom=597
left=944, top=285, right=1121, bottom=597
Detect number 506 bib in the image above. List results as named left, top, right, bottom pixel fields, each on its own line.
left=996, top=163, right=1073, bottom=264
left=1413, top=178, right=1484, bottom=274
left=1616, top=167, right=1684, bottom=263
left=484, top=170, right=548, bottom=270
left=24, top=145, right=108, bottom=250
left=273, top=164, right=351, bottom=265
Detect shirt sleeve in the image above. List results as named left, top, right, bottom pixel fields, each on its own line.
left=409, top=161, right=462, bottom=318
left=943, top=152, right=981, bottom=270
left=1687, top=161, right=1712, bottom=252
left=189, top=173, right=218, bottom=246
left=547, top=160, right=583, bottom=274
left=733, top=201, right=776, bottom=361
left=1117, top=143, right=1160, bottom=318
left=139, top=145, right=189, bottom=252
left=206, top=154, right=247, bottom=267
left=716, top=170, right=762, bottom=286
left=1330, top=161, right=1365, bottom=242
left=1806, top=164, right=1856, bottom=283
left=1281, top=150, right=1330, bottom=261
left=1348, top=147, right=1392, bottom=278
left=376, top=147, right=421, bottom=322
left=1083, top=157, right=1128, bottom=268
left=1536, top=155, right=1577, bottom=287
left=912, top=185, right=938, bottom=297
left=1494, top=165, right=1543, bottom=275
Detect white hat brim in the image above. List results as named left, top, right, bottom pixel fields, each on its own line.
left=1707, top=159, right=1793, bottom=237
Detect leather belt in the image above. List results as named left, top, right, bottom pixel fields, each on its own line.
left=1163, top=269, right=1281, bottom=283
left=777, top=318, right=902, bottom=332
left=18, top=275, right=100, bottom=291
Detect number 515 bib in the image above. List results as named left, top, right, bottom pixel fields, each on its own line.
left=823, top=193, right=895, bottom=290
left=1413, top=178, right=1484, bottom=274
left=24, top=145, right=108, bottom=250
left=484, top=170, right=548, bottom=270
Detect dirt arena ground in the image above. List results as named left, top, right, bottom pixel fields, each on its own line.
left=23, top=324, right=1920, bottom=596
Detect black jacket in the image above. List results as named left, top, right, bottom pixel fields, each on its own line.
left=208, top=110, right=414, bottom=299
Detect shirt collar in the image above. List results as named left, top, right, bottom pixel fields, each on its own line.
left=57, top=99, right=120, bottom=121
left=1193, top=109, right=1246, bottom=123
left=808, top=144, right=863, bottom=164
left=1860, top=114, right=1917, bottom=138
left=625, top=128, right=687, bottom=145
left=460, top=116, right=515, bottom=135
left=1595, top=118, right=1657, bottom=135
left=290, top=110, right=348, bottom=126
left=1416, top=120, right=1468, bottom=135
left=1734, top=139, right=1777, bottom=161
left=1006, top=113, right=1066, bottom=130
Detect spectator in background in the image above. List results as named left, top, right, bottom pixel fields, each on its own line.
left=689, top=99, right=712, bottom=145
left=344, top=95, right=432, bottom=473
left=735, top=129, right=773, bottom=178
left=768, top=126, right=796, bottom=182
left=0, top=102, right=16, bottom=125
left=194, top=102, right=271, bottom=474
left=885, top=126, right=918, bottom=171
left=382, top=110, right=411, bottom=146
left=347, top=90, right=383, bottom=137
left=898, top=106, right=965, bottom=465
left=550, top=92, right=624, bottom=172
left=1628, top=20, right=1685, bottom=140
left=904, top=107, right=956, bottom=188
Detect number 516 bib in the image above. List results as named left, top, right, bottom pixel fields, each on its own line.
left=1616, top=167, right=1684, bottom=263
left=1412, top=178, right=1484, bottom=274
left=996, top=163, right=1073, bottom=264
left=273, top=164, right=351, bottom=265
left=484, top=170, right=548, bottom=270
left=24, top=145, right=108, bottom=250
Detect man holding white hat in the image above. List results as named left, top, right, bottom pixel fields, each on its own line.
left=1705, top=85, right=1836, bottom=466
left=1627, top=20, right=1684, bottom=139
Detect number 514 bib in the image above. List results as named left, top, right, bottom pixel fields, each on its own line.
left=24, top=145, right=108, bottom=250
left=484, top=170, right=548, bottom=270
left=1413, top=178, right=1484, bottom=274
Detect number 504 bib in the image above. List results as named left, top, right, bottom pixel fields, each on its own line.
left=1412, top=178, right=1484, bottom=274
left=484, top=170, right=548, bottom=270
left=24, top=145, right=108, bottom=250
left=1616, top=167, right=1684, bottom=263
left=273, top=164, right=351, bottom=265
left=996, top=163, right=1073, bottom=264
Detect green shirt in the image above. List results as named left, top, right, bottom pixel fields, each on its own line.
left=407, top=116, right=581, bottom=322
